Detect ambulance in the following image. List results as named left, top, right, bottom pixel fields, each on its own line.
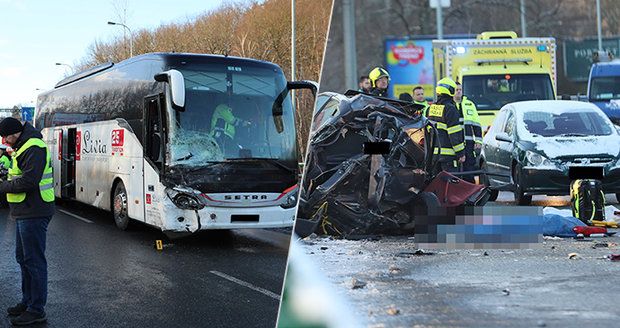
left=433, top=31, right=556, bottom=127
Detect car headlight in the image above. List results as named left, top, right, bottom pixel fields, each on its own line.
left=526, top=150, right=553, bottom=166
left=166, top=188, right=205, bottom=210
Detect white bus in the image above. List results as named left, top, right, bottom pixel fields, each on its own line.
left=36, top=52, right=315, bottom=237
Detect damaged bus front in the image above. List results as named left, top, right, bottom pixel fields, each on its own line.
left=37, top=53, right=314, bottom=237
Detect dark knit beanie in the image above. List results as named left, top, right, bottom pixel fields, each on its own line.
left=0, top=117, right=24, bottom=137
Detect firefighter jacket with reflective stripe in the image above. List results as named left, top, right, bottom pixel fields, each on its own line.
left=7, top=138, right=54, bottom=204
left=425, top=94, right=465, bottom=161
left=456, top=96, right=482, bottom=146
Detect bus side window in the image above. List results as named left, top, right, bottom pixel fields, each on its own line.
left=145, top=96, right=163, bottom=168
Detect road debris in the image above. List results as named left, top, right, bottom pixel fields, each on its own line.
left=388, top=265, right=401, bottom=275
left=349, top=278, right=367, bottom=289
left=568, top=252, right=581, bottom=260
left=386, top=305, right=400, bottom=316
left=395, top=249, right=435, bottom=258
left=592, top=242, right=609, bottom=249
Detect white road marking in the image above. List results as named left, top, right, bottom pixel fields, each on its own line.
left=209, top=270, right=281, bottom=301
left=58, top=209, right=94, bottom=224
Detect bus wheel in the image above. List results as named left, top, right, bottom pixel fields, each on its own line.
left=113, top=182, right=130, bottom=230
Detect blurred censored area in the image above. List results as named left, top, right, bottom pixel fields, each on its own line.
left=415, top=206, right=543, bottom=249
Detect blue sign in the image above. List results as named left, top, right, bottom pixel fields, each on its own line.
left=21, top=107, right=34, bottom=123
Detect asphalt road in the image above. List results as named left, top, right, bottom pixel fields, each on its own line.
left=296, top=192, right=620, bottom=327
left=0, top=201, right=291, bottom=328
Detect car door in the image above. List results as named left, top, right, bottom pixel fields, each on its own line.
left=496, top=109, right=516, bottom=183
left=483, top=108, right=508, bottom=184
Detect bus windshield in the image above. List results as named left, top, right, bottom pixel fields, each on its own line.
left=589, top=76, right=620, bottom=101
left=167, top=63, right=296, bottom=167
left=463, top=74, right=554, bottom=110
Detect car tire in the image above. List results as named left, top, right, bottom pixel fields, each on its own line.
left=616, top=192, right=620, bottom=204
left=112, top=181, right=130, bottom=230
left=513, top=165, right=532, bottom=206
left=480, top=161, right=498, bottom=202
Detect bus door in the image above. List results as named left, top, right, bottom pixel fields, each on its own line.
left=60, top=127, right=77, bottom=198
left=144, top=95, right=165, bottom=168
left=143, top=95, right=165, bottom=213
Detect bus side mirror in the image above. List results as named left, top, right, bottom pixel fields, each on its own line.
left=272, top=80, right=318, bottom=116
left=288, top=80, right=318, bottom=97
left=155, top=69, right=185, bottom=111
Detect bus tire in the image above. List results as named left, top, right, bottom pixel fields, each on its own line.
left=112, top=181, right=130, bottom=230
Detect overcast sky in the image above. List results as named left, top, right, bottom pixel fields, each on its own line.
left=0, top=0, right=228, bottom=108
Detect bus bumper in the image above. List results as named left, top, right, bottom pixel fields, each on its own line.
left=160, top=203, right=296, bottom=233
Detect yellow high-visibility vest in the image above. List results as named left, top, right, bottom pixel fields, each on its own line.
left=7, top=138, right=54, bottom=203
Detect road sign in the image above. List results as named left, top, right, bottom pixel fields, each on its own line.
left=563, top=37, right=620, bottom=82
left=21, top=107, right=34, bottom=123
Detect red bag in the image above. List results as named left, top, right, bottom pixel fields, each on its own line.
left=424, top=171, right=486, bottom=207
left=573, top=226, right=607, bottom=237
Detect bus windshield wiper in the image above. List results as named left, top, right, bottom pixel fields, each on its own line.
left=175, top=152, right=194, bottom=161
left=224, top=157, right=296, bottom=173
left=557, top=133, right=588, bottom=137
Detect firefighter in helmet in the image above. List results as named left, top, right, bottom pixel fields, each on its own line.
left=425, top=77, right=465, bottom=174
left=368, top=67, right=390, bottom=98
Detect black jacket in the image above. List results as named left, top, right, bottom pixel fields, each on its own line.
left=370, top=87, right=389, bottom=98
left=0, top=122, right=55, bottom=219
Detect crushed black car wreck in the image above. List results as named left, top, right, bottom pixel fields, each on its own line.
left=295, top=91, right=490, bottom=239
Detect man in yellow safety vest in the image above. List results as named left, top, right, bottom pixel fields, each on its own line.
left=454, top=82, right=483, bottom=183
left=0, top=117, right=54, bottom=326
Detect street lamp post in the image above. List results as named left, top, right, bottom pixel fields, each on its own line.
left=596, top=0, right=603, bottom=51
left=108, top=21, right=133, bottom=58
left=55, top=62, right=74, bottom=74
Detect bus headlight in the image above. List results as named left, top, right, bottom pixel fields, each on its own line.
left=166, top=188, right=205, bottom=210
left=280, top=190, right=298, bottom=209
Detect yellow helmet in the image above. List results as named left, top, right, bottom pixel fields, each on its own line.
left=369, top=67, right=390, bottom=88
left=436, top=77, right=457, bottom=96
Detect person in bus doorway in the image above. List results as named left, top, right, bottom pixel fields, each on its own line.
left=210, top=104, right=251, bottom=156
left=0, top=117, right=54, bottom=326
left=368, top=67, right=391, bottom=98
left=454, top=82, right=482, bottom=183
left=425, top=78, right=465, bottom=174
